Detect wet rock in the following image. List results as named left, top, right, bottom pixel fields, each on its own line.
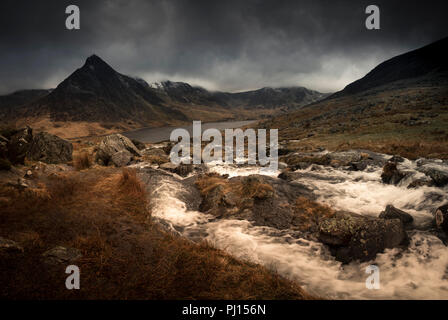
left=434, top=203, right=448, bottom=234
left=420, top=166, right=448, bottom=187
left=0, top=237, right=24, bottom=254
left=111, top=150, right=132, bottom=167
left=7, top=126, right=33, bottom=164
left=389, top=155, right=405, bottom=163
left=381, top=162, right=404, bottom=185
left=95, top=134, right=141, bottom=166
left=27, top=132, right=73, bottom=164
left=349, top=161, right=368, bottom=171
left=42, top=246, right=82, bottom=265
left=379, top=205, right=413, bottom=225
left=318, top=211, right=408, bottom=263
left=407, top=178, right=433, bottom=189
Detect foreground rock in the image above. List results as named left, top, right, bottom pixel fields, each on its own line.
left=420, top=166, right=448, bottom=187
left=6, top=126, right=33, bottom=164
left=42, top=246, right=82, bottom=265
left=381, top=162, right=405, bottom=185
left=95, top=134, right=142, bottom=166
left=197, top=173, right=318, bottom=231
left=27, top=132, right=73, bottom=164
left=434, top=203, right=448, bottom=234
left=0, top=237, right=24, bottom=254
left=318, top=212, right=408, bottom=263
left=379, top=205, right=413, bottom=226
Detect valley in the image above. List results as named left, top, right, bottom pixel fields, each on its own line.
left=1, top=36, right=448, bottom=300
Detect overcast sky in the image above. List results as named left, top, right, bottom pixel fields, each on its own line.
left=0, top=0, right=447, bottom=95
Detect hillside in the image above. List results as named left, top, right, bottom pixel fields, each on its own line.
left=265, top=37, right=448, bottom=159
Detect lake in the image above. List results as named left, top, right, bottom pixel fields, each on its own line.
left=122, top=120, right=257, bottom=143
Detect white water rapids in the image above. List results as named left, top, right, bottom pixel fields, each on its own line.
left=146, top=155, right=448, bottom=299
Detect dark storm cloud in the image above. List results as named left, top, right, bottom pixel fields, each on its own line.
left=0, top=0, right=447, bottom=94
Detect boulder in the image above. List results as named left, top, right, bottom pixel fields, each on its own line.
left=318, top=211, right=408, bottom=263
left=111, top=150, right=132, bottom=167
left=350, top=161, right=367, bottom=171
left=95, top=134, right=141, bottom=166
left=379, top=205, right=413, bottom=225
left=198, top=174, right=316, bottom=230
left=420, top=166, right=448, bottom=187
left=434, top=203, right=448, bottom=234
left=407, top=179, right=433, bottom=189
left=381, top=162, right=404, bottom=185
left=27, top=132, right=73, bottom=164
left=0, top=237, right=24, bottom=254
left=42, top=246, right=82, bottom=265
left=7, top=126, right=33, bottom=164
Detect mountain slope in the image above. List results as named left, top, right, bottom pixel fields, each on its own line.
left=266, top=37, right=448, bottom=159
left=22, top=55, right=187, bottom=124
left=332, top=37, right=448, bottom=98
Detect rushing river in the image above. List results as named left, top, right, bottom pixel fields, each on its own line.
left=122, top=120, right=256, bottom=143
left=142, top=153, right=448, bottom=299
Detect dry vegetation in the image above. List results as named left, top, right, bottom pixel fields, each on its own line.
left=266, top=83, right=448, bottom=159
left=73, top=151, right=91, bottom=170
left=196, top=173, right=275, bottom=204
left=293, top=197, right=335, bottom=231
left=0, top=167, right=313, bottom=299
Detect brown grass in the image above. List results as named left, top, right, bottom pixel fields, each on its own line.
left=293, top=197, right=335, bottom=231
left=0, top=168, right=313, bottom=299
left=74, top=152, right=91, bottom=170
left=241, top=178, right=274, bottom=200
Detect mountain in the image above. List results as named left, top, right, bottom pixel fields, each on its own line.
left=0, top=54, right=327, bottom=136
left=20, top=55, right=188, bottom=124
left=227, top=87, right=329, bottom=109
left=266, top=37, right=448, bottom=159
left=0, top=89, right=51, bottom=117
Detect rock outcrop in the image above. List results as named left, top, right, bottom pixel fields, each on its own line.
left=27, top=132, right=73, bottom=164
left=379, top=205, right=413, bottom=225
left=381, top=162, right=404, bottom=185
left=434, top=203, right=448, bottom=234
left=6, top=126, right=33, bottom=164
left=95, top=134, right=141, bottom=166
left=318, top=211, right=408, bottom=263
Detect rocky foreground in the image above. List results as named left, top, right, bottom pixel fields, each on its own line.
left=1, top=127, right=448, bottom=298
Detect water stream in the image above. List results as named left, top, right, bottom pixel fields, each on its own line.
left=146, top=155, right=448, bottom=299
